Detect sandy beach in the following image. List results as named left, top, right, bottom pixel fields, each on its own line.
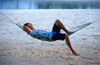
left=0, top=9, right=100, bottom=65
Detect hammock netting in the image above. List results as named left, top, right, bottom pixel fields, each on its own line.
left=3, top=13, right=93, bottom=41
left=16, top=23, right=91, bottom=41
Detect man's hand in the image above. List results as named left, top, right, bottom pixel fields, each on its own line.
left=23, top=26, right=32, bottom=33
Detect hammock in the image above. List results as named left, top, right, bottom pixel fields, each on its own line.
left=3, top=13, right=95, bottom=41
left=16, top=23, right=91, bottom=35
left=15, top=23, right=92, bottom=41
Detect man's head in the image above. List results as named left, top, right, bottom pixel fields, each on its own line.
left=23, top=23, right=34, bottom=30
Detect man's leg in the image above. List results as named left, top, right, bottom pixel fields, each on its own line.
left=54, top=19, right=79, bottom=56
left=65, top=35, right=79, bottom=56
left=54, top=19, right=70, bottom=35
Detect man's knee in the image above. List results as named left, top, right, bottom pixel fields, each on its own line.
left=55, top=19, right=60, bottom=23
left=55, top=19, right=61, bottom=25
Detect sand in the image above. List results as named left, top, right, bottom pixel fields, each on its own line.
left=0, top=9, right=100, bottom=65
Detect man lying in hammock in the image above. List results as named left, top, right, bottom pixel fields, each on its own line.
left=23, top=19, right=79, bottom=56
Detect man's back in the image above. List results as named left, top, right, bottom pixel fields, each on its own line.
left=29, top=29, right=55, bottom=41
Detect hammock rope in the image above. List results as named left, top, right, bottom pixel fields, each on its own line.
left=69, top=22, right=91, bottom=35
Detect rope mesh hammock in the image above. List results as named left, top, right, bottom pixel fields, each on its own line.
left=2, top=13, right=98, bottom=41
left=16, top=22, right=91, bottom=35
left=16, top=23, right=92, bottom=41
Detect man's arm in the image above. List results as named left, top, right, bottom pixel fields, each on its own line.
left=23, top=26, right=32, bottom=33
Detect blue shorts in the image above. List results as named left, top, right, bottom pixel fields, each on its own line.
left=52, top=24, right=66, bottom=41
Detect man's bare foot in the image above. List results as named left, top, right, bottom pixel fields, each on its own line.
left=72, top=52, right=80, bottom=56
left=69, top=31, right=74, bottom=35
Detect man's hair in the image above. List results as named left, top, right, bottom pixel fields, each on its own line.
left=24, top=23, right=30, bottom=26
